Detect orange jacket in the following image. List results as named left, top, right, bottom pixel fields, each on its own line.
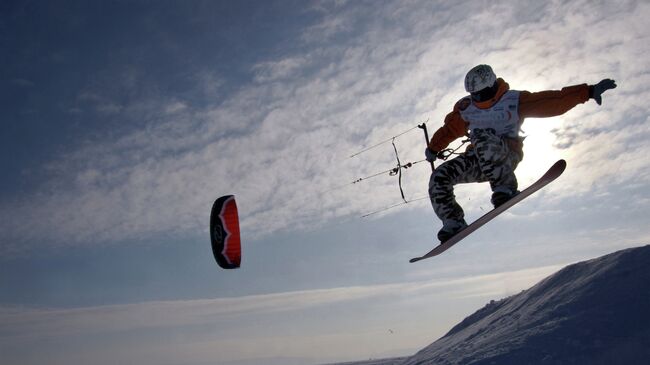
left=428, top=78, right=590, bottom=152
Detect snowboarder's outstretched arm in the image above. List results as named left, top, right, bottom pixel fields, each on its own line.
left=519, top=84, right=589, bottom=118
left=519, top=79, right=617, bottom=118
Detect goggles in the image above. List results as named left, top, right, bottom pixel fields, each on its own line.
left=471, top=82, right=499, bottom=102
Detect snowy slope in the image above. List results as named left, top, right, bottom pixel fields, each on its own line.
left=401, top=244, right=650, bottom=365
left=329, top=245, right=650, bottom=365
left=323, top=359, right=406, bottom=365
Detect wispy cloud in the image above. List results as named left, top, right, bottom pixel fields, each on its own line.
left=1, top=0, right=648, bottom=253
left=0, top=265, right=559, bottom=365
left=253, top=56, right=312, bottom=83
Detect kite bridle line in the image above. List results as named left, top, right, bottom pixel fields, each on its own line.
left=347, top=121, right=470, bottom=218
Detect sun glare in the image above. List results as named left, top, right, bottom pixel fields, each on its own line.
left=516, top=117, right=564, bottom=185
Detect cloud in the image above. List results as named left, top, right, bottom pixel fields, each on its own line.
left=253, top=57, right=311, bottom=83
left=0, top=265, right=559, bottom=365
left=0, top=286, right=388, bottom=340
left=1, top=0, right=649, bottom=253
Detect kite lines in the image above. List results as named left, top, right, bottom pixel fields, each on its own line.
left=345, top=121, right=469, bottom=217
left=345, top=122, right=433, bottom=217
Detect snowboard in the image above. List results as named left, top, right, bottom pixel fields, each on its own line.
left=410, top=159, right=567, bottom=263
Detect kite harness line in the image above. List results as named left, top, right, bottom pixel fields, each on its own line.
left=348, top=121, right=470, bottom=217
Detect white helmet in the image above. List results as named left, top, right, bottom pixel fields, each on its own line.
left=464, top=64, right=496, bottom=93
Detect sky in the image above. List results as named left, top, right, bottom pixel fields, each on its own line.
left=1, top=0, right=649, bottom=364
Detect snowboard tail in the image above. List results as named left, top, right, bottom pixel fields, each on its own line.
left=410, top=159, right=567, bottom=263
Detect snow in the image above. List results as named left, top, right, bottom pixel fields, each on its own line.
left=323, top=359, right=406, bottom=365
left=329, top=244, right=650, bottom=365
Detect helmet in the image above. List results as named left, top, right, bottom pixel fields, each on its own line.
left=464, top=64, right=496, bottom=93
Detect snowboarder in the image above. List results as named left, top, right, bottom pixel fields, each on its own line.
left=425, top=64, right=616, bottom=243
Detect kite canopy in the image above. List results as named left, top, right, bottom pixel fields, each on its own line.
left=210, top=195, right=241, bottom=269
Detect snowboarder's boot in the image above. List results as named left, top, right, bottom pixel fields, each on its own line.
left=491, top=190, right=520, bottom=208
left=437, top=219, right=468, bottom=244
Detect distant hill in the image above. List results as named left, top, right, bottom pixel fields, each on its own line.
left=331, top=245, right=650, bottom=365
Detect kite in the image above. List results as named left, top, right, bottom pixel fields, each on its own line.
left=210, top=195, right=241, bottom=269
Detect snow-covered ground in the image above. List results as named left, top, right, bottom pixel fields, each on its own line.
left=329, top=244, right=650, bottom=365
left=323, top=359, right=405, bottom=365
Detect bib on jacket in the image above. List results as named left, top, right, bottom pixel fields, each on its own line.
left=459, top=90, right=521, bottom=138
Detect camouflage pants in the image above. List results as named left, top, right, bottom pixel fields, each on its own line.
left=428, top=129, right=522, bottom=229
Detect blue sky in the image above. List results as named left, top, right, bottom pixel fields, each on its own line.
left=1, top=1, right=649, bottom=364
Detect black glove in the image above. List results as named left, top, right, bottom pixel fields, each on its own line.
left=589, top=79, right=617, bottom=105
left=425, top=148, right=438, bottom=163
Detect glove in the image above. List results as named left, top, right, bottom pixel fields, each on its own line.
left=589, top=79, right=617, bottom=105
left=425, top=148, right=438, bottom=163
